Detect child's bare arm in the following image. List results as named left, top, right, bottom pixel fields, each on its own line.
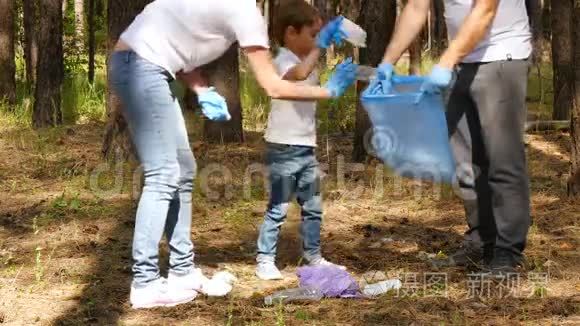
left=282, top=48, right=321, bottom=81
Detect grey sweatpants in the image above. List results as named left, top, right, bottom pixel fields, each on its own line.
left=447, top=59, right=531, bottom=257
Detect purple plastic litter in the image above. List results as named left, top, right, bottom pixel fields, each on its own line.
left=296, top=265, right=362, bottom=298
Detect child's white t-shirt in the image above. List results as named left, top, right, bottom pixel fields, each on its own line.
left=264, top=48, right=318, bottom=147
left=120, top=0, right=269, bottom=76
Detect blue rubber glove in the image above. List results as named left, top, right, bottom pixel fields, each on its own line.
left=376, top=62, right=395, bottom=94
left=324, top=57, right=358, bottom=98
left=198, top=87, right=231, bottom=121
left=317, top=16, right=347, bottom=49
left=416, top=65, right=453, bottom=103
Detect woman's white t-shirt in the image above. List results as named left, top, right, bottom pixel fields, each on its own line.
left=120, top=0, right=270, bottom=76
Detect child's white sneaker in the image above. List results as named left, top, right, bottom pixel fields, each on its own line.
left=130, top=278, right=196, bottom=309
left=168, top=268, right=237, bottom=297
left=167, top=268, right=208, bottom=292
left=309, top=257, right=347, bottom=270
left=256, top=261, right=284, bottom=280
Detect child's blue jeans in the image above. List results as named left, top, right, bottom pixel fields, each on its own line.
left=257, top=143, right=323, bottom=263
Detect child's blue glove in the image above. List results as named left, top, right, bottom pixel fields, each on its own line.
left=324, top=57, right=358, bottom=98
left=198, top=87, right=231, bottom=121
left=317, top=16, right=347, bottom=49
left=416, top=65, right=453, bottom=103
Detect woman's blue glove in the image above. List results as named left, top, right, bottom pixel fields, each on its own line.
left=417, top=64, right=452, bottom=95
left=317, top=16, right=347, bottom=49
left=362, top=63, right=394, bottom=96
left=198, top=87, right=231, bottom=121
left=324, top=57, right=358, bottom=98
left=415, top=65, right=453, bottom=103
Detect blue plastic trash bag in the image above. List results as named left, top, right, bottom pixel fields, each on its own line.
left=297, top=265, right=361, bottom=298
left=361, top=75, right=456, bottom=183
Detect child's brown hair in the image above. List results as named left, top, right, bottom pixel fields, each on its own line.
left=274, top=0, right=321, bottom=46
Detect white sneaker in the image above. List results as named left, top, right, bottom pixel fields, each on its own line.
left=309, top=257, right=347, bottom=270
left=130, top=278, right=196, bottom=309
left=256, top=261, right=284, bottom=280
left=168, top=269, right=237, bottom=297
left=167, top=268, right=209, bottom=292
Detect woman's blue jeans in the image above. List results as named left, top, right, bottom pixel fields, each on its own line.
left=109, top=51, right=196, bottom=287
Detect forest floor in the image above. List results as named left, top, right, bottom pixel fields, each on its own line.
left=0, top=115, right=578, bottom=325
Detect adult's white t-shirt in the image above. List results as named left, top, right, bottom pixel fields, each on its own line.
left=120, top=0, right=269, bottom=76
left=264, top=48, right=318, bottom=147
left=445, top=0, right=532, bottom=63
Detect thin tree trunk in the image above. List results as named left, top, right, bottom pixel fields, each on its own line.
left=88, top=0, right=95, bottom=83
left=314, top=0, right=334, bottom=21
left=23, top=0, right=38, bottom=88
left=430, top=0, right=446, bottom=58
left=62, top=0, right=67, bottom=16
left=268, top=0, right=278, bottom=41
left=202, top=44, right=244, bottom=143
left=74, top=0, right=85, bottom=52
left=33, top=0, right=64, bottom=128
left=353, top=0, right=397, bottom=162
left=102, top=0, right=150, bottom=159
left=527, top=0, right=545, bottom=63
left=0, top=0, right=16, bottom=105
left=551, top=0, right=574, bottom=120
left=568, top=0, right=580, bottom=197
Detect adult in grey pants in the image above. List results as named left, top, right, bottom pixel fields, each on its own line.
left=377, top=0, right=532, bottom=275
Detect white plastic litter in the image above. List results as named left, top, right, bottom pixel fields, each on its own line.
left=362, top=279, right=402, bottom=297
left=339, top=17, right=367, bottom=48
left=200, top=271, right=238, bottom=297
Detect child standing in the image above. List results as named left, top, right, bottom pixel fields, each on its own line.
left=256, top=0, right=348, bottom=280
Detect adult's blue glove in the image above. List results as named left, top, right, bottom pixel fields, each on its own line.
left=416, top=65, right=453, bottom=103
left=376, top=62, right=395, bottom=94
left=324, top=57, right=358, bottom=98
left=198, top=87, right=231, bottom=121
left=362, top=62, right=395, bottom=97
left=420, top=65, right=453, bottom=93
left=317, top=16, right=347, bottom=49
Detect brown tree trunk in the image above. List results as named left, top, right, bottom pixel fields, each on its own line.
left=527, top=0, right=545, bottom=63
left=88, top=0, right=95, bottom=83
left=314, top=0, right=334, bottom=20
left=102, top=0, right=151, bottom=159
left=353, top=0, right=397, bottom=162
left=268, top=0, right=279, bottom=41
left=430, top=0, right=447, bottom=58
left=542, top=0, right=551, bottom=44
left=202, top=44, right=244, bottom=143
left=568, top=0, right=580, bottom=197
left=23, top=0, right=38, bottom=88
left=338, top=0, right=361, bottom=21
left=551, top=0, right=574, bottom=120
left=0, top=0, right=16, bottom=105
left=33, top=0, right=64, bottom=128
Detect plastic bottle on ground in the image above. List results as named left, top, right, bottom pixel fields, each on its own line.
left=362, top=279, right=402, bottom=297
left=264, top=287, right=323, bottom=305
